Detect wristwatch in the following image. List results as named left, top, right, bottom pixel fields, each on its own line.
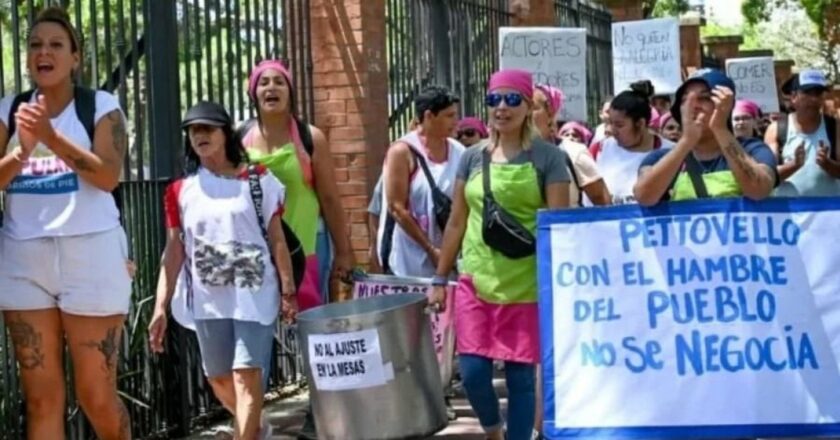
left=431, top=275, right=448, bottom=287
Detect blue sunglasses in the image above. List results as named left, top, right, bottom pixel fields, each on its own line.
left=485, top=92, right=524, bottom=108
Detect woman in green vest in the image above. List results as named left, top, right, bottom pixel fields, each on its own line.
left=634, top=69, right=778, bottom=205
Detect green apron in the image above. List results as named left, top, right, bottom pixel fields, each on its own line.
left=461, top=160, right=542, bottom=304
left=671, top=170, right=742, bottom=201
left=248, top=144, right=320, bottom=254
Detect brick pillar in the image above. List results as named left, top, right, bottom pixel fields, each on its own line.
left=680, top=13, right=704, bottom=74
left=310, top=0, right=389, bottom=265
left=603, top=0, right=646, bottom=22
left=738, top=49, right=774, bottom=58
left=702, top=35, right=744, bottom=66
left=510, top=0, right=556, bottom=26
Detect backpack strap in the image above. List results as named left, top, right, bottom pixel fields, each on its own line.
left=564, top=153, right=583, bottom=206
left=825, top=115, right=837, bottom=161
left=73, top=86, right=96, bottom=142
left=776, top=116, right=789, bottom=162
left=296, top=118, right=314, bottom=156
left=5, top=90, right=36, bottom=145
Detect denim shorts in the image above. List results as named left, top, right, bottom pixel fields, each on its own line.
left=194, top=319, right=275, bottom=378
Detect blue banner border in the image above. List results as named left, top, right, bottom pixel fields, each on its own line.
left=537, top=197, right=840, bottom=439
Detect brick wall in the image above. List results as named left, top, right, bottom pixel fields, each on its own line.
left=510, top=0, right=556, bottom=26
left=310, top=0, right=389, bottom=266
left=603, top=0, right=645, bottom=22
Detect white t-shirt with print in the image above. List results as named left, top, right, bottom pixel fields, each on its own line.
left=0, top=91, right=123, bottom=239
left=165, top=166, right=286, bottom=329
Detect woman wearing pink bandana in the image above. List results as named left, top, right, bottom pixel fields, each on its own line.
left=430, top=70, right=570, bottom=440
left=240, top=60, right=353, bottom=314
left=732, top=99, right=762, bottom=139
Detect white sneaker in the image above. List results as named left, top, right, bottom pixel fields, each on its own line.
left=260, top=411, right=272, bottom=440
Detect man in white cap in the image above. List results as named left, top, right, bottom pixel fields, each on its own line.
left=766, top=69, right=840, bottom=196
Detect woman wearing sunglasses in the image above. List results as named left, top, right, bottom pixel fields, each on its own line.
left=430, top=69, right=570, bottom=440
left=456, top=117, right=489, bottom=147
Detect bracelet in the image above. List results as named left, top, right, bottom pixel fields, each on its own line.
left=431, top=275, right=448, bottom=287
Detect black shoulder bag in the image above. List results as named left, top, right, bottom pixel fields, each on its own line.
left=246, top=166, right=307, bottom=289
left=408, top=146, right=452, bottom=231
left=481, top=150, right=536, bottom=259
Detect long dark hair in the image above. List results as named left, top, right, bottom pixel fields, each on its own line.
left=183, top=124, right=248, bottom=175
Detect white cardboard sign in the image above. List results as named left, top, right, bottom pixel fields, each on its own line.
left=499, top=27, right=588, bottom=122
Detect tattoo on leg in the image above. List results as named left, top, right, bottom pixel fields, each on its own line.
left=117, top=400, right=131, bottom=440
left=71, top=156, right=95, bottom=172
left=83, top=326, right=120, bottom=374
left=7, top=315, right=46, bottom=370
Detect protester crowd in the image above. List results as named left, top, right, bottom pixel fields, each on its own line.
left=0, top=6, right=838, bottom=440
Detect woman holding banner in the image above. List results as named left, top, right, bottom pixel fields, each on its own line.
left=589, top=80, right=674, bottom=205
left=430, top=69, right=570, bottom=440
left=634, top=69, right=778, bottom=205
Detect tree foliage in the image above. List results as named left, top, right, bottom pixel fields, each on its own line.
left=648, top=0, right=690, bottom=17
left=741, top=0, right=839, bottom=82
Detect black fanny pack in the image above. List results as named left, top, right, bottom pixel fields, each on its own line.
left=410, top=146, right=452, bottom=231
left=481, top=150, right=536, bottom=259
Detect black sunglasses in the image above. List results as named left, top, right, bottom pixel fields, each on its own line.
left=485, top=92, right=524, bottom=108
left=458, top=129, right=477, bottom=138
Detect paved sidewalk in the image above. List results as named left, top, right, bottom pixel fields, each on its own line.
left=187, top=379, right=508, bottom=439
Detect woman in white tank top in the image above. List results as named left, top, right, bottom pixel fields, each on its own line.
left=590, top=81, right=674, bottom=205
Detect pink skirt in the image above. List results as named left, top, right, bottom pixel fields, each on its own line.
left=297, top=255, right=323, bottom=312
left=454, top=275, right=540, bottom=364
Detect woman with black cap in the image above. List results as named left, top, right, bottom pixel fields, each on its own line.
left=148, top=101, right=296, bottom=440
left=634, top=69, right=778, bottom=205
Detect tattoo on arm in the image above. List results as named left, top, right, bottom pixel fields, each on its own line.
left=108, top=111, right=127, bottom=158
left=7, top=314, right=46, bottom=370
left=722, top=139, right=760, bottom=181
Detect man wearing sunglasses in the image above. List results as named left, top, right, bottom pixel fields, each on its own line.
left=766, top=69, right=840, bottom=196
left=456, top=117, right=489, bottom=148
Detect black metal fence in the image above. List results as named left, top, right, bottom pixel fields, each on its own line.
left=555, top=0, right=613, bottom=125
left=386, top=0, right=511, bottom=140
left=0, top=1, right=311, bottom=438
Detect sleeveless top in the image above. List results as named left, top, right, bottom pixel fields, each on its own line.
left=377, top=131, right=464, bottom=277
left=775, top=114, right=840, bottom=197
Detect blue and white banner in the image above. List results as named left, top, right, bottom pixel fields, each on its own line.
left=538, top=198, right=840, bottom=439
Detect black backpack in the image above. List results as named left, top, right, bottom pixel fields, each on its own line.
left=2, top=86, right=123, bottom=225
left=235, top=118, right=314, bottom=289
left=777, top=114, right=838, bottom=161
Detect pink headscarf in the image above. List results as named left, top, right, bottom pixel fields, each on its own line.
left=649, top=106, right=662, bottom=130
left=534, top=84, right=565, bottom=117
left=734, top=99, right=761, bottom=119
left=246, top=60, right=313, bottom=187
left=488, top=69, right=533, bottom=100
left=559, top=121, right=593, bottom=146
left=457, top=117, right=488, bottom=138
left=659, top=112, right=675, bottom=128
